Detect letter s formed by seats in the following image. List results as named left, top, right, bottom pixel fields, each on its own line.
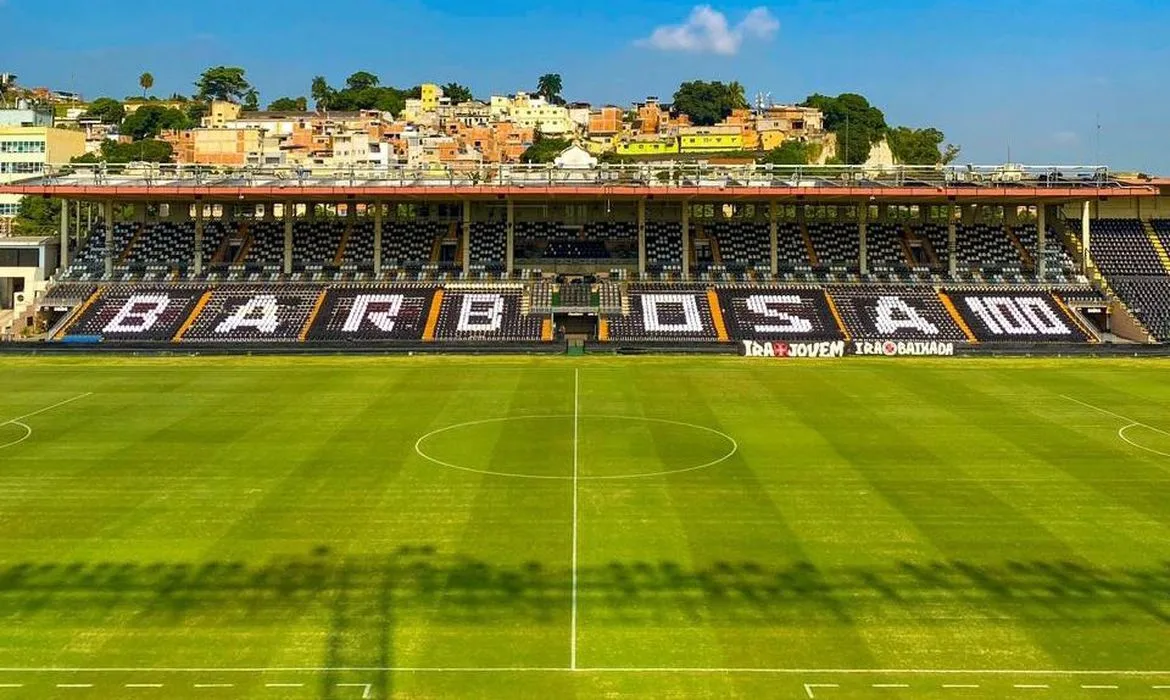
left=103, top=294, right=171, bottom=334
left=746, top=295, right=813, bottom=334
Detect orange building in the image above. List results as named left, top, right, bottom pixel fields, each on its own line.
left=587, top=107, right=622, bottom=136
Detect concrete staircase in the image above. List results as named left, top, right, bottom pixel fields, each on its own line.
left=1141, top=220, right=1170, bottom=275
left=1058, top=218, right=1156, bottom=343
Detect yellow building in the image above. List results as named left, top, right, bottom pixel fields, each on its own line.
left=0, top=126, right=86, bottom=231
left=678, top=126, right=745, bottom=153
left=616, top=135, right=679, bottom=156
left=201, top=100, right=242, bottom=128
left=420, top=84, right=443, bottom=112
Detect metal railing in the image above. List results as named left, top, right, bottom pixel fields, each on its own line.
left=5, top=161, right=1130, bottom=191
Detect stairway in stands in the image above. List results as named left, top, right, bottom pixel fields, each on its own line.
left=1141, top=220, right=1170, bottom=275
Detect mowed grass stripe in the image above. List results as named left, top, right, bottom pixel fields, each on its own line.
left=0, top=357, right=1168, bottom=699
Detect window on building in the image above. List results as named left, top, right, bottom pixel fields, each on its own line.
left=0, top=140, right=47, bottom=154
left=0, top=248, right=40, bottom=267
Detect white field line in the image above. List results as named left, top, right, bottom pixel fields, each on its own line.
left=942, top=684, right=980, bottom=688
left=570, top=367, right=580, bottom=671
left=804, top=683, right=838, bottom=699
left=1, top=392, right=92, bottom=427
left=1081, top=685, right=1119, bottom=690
left=0, top=674, right=1165, bottom=678
left=337, top=683, right=373, bottom=699
left=1061, top=394, right=1170, bottom=459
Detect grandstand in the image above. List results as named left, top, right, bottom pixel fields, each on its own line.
left=2, top=162, right=1169, bottom=348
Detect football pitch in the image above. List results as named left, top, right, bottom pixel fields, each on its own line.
left=1, top=355, right=1169, bottom=699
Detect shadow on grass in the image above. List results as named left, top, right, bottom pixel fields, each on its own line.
left=0, top=550, right=1168, bottom=696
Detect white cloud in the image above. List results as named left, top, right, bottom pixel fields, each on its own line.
left=1051, top=130, right=1079, bottom=146
left=636, top=5, right=779, bottom=56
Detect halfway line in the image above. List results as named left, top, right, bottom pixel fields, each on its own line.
left=570, top=367, right=580, bottom=671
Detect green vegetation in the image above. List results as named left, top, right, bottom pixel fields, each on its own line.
left=536, top=73, right=564, bottom=105
left=9, top=196, right=65, bottom=235
left=138, top=71, right=153, bottom=99
left=0, top=356, right=1168, bottom=699
left=671, top=80, right=745, bottom=126
left=120, top=105, right=191, bottom=140
left=520, top=132, right=572, bottom=163
left=81, top=97, right=125, bottom=124
left=266, top=96, right=308, bottom=112
left=194, top=65, right=253, bottom=103
left=443, top=82, right=474, bottom=104
left=887, top=125, right=962, bottom=165
left=72, top=139, right=174, bottom=164
left=760, top=140, right=818, bottom=165
left=310, top=71, right=419, bottom=115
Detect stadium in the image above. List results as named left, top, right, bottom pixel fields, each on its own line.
left=0, top=159, right=1168, bottom=698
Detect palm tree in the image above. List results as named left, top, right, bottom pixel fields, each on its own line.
left=728, top=81, right=748, bottom=111
left=139, top=72, right=154, bottom=99
left=536, top=73, right=563, bottom=104
left=311, top=76, right=332, bottom=111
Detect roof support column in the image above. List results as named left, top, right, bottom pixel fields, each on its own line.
left=1036, top=204, right=1047, bottom=280
left=103, top=199, right=114, bottom=278
left=462, top=199, right=471, bottom=276
left=373, top=201, right=383, bottom=277
left=505, top=198, right=515, bottom=278
left=283, top=200, right=294, bottom=276
left=74, top=200, right=82, bottom=250
left=193, top=201, right=204, bottom=276
left=1081, top=200, right=1091, bottom=273
left=681, top=201, right=690, bottom=281
left=59, top=198, right=69, bottom=274
left=637, top=199, right=646, bottom=278
left=858, top=200, right=868, bottom=276
left=769, top=200, right=778, bottom=278
left=947, top=203, right=957, bottom=279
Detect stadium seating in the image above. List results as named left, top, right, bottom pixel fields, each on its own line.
left=65, top=223, right=136, bottom=279
left=865, top=223, right=911, bottom=269
left=707, top=221, right=769, bottom=270
left=468, top=222, right=507, bottom=267
left=1109, top=276, right=1170, bottom=341
left=828, top=287, right=967, bottom=341
left=645, top=222, right=683, bottom=270
left=944, top=289, right=1090, bottom=342
left=807, top=222, right=859, bottom=270
left=179, top=286, right=323, bottom=342
left=608, top=287, right=719, bottom=341
left=383, top=221, right=445, bottom=266
left=305, top=286, right=436, bottom=341
left=431, top=287, right=543, bottom=341
left=64, top=285, right=207, bottom=341
left=1013, top=224, right=1079, bottom=282
left=718, top=287, right=843, bottom=341
left=1088, top=219, right=1163, bottom=276
left=544, top=239, right=610, bottom=259
left=558, top=281, right=592, bottom=307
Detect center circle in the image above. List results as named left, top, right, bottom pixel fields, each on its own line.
left=414, top=415, right=738, bottom=480
left=0, top=422, right=32, bottom=451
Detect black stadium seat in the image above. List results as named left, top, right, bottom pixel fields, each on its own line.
left=827, top=287, right=967, bottom=341
left=64, top=286, right=207, bottom=341
left=306, top=286, right=436, bottom=341
left=944, top=289, right=1089, bottom=343
left=608, top=287, right=719, bottom=341
left=179, top=286, right=324, bottom=343
left=718, top=288, right=842, bottom=341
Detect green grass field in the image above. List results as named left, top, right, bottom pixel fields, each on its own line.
left=1, top=356, right=1169, bottom=699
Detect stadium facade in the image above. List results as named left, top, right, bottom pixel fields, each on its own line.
left=1, top=161, right=1169, bottom=351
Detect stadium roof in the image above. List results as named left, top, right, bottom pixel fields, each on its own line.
left=0, top=163, right=1156, bottom=202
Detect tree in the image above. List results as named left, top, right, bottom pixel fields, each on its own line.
left=72, top=139, right=174, bottom=164
left=443, top=82, right=474, bottom=104
left=82, top=97, right=125, bottom=124
left=139, top=72, right=154, bottom=98
left=886, top=126, right=961, bottom=165
left=800, top=93, right=888, bottom=165
left=728, top=81, right=749, bottom=110
left=671, top=80, right=740, bottom=126
left=520, top=133, right=572, bottom=163
left=121, top=105, right=191, bottom=140
left=194, top=66, right=251, bottom=103
left=345, top=71, right=379, bottom=91
left=11, top=196, right=65, bottom=236
left=184, top=101, right=208, bottom=126
left=760, top=140, right=812, bottom=165
left=267, top=96, right=308, bottom=111
left=242, top=88, right=260, bottom=112
left=536, top=73, right=563, bottom=104
left=311, top=76, right=333, bottom=110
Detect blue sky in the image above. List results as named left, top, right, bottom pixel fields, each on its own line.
left=2, top=0, right=1168, bottom=172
